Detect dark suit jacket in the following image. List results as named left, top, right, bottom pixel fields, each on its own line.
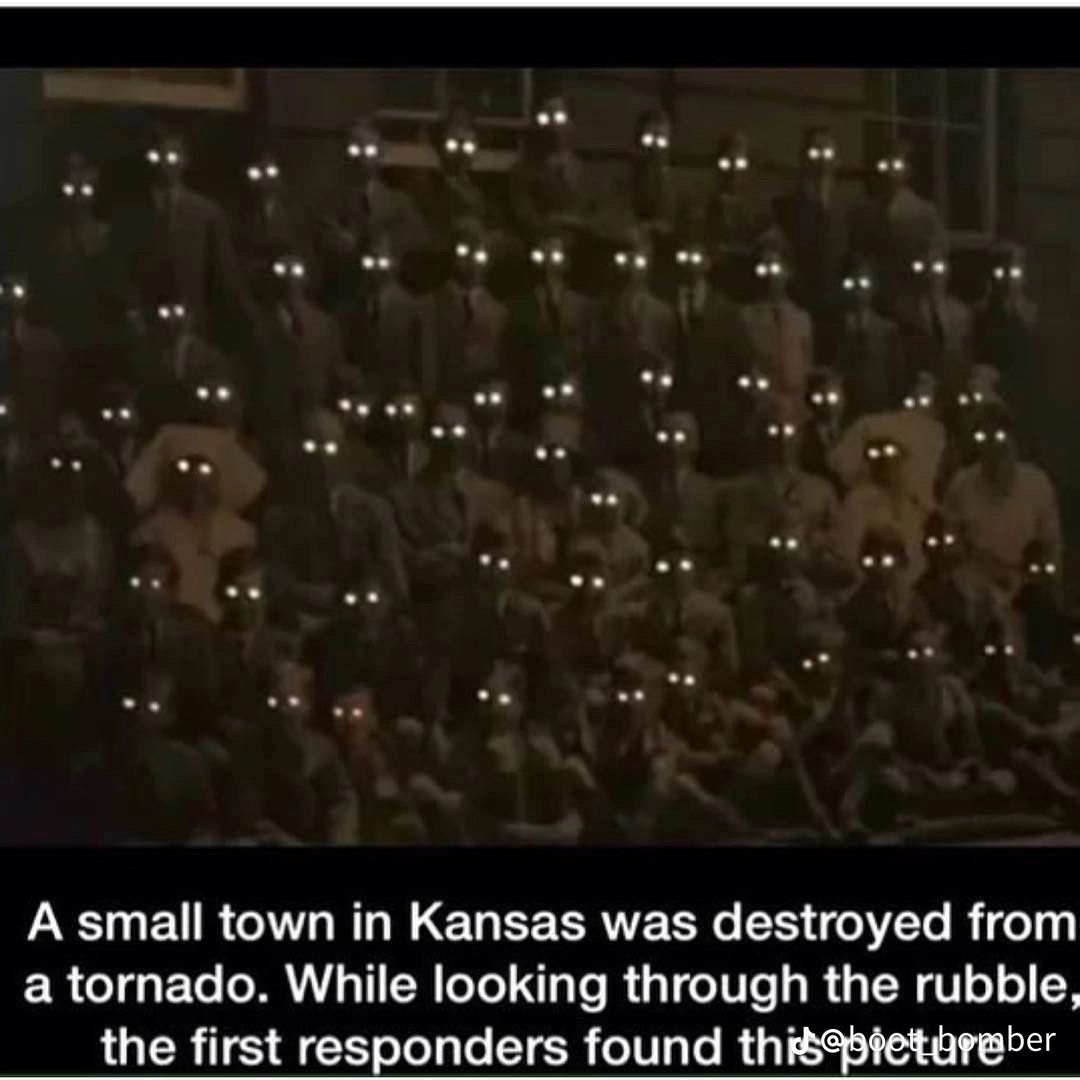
left=837, top=308, right=905, bottom=417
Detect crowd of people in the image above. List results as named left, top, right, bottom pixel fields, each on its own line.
left=0, top=93, right=1073, bottom=845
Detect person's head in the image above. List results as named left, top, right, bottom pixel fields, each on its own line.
left=335, top=390, right=377, bottom=437
left=298, top=414, right=346, bottom=489
left=763, top=519, right=805, bottom=580
left=163, top=452, right=221, bottom=516
left=970, top=402, right=1017, bottom=476
left=540, top=372, right=581, bottom=416
left=859, top=527, right=908, bottom=587
left=801, top=125, right=839, bottom=180
left=382, top=392, right=423, bottom=441
left=902, top=372, right=937, bottom=414
left=35, top=446, right=87, bottom=524
left=637, top=358, right=675, bottom=411
left=580, top=476, right=623, bottom=534
left=192, top=375, right=241, bottom=428
left=0, top=272, right=29, bottom=321
left=338, top=575, right=391, bottom=634
left=909, top=245, right=949, bottom=298
left=863, top=433, right=906, bottom=489
left=806, top=369, right=844, bottom=425
left=978, top=619, right=1020, bottom=683
left=269, top=252, right=308, bottom=303
left=607, top=660, right=651, bottom=727
left=426, top=403, right=472, bottom=473
left=475, top=661, right=526, bottom=732
left=613, top=235, right=652, bottom=287
left=715, top=131, right=751, bottom=192
left=452, top=232, right=490, bottom=287
left=119, top=666, right=176, bottom=735
left=145, top=130, right=186, bottom=188
left=530, top=232, right=569, bottom=283
left=873, top=138, right=912, bottom=197
left=989, top=242, right=1026, bottom=298
left=565, top=550, right=610, bottom=609
left=470, top=377, right=510, bottom=434
left=841, top=256, right=875, bottom=310
left=790, top=626, right=843, bottom=694
left=265, top=662, right=315, bottom=734
left=439, top=112, right=478, bottom=174
left=472, top=523, right=514, bottom=591
left=921, top=511, right=964, bottom=573
left=734, top=366, right=772, bottom=409
left=663, top=639, right=708, bottom=715
left=753, top=244, right=791, bottom=301
left=651, top=542, right=697, bottom=600
left=759, top=409, right=801, bottom=468
left=1022, top=538, right=1060, bottom=597
left=331, top=685, right=376, bottom=741
left=152, top=297, right=192, bottom=343
left=94, top=382, right=139, bottom=444
left=245, top=152, right=283, bottom=197
left=345, top=117, right=382, bottom=174
left=530, top=438, right=575, bottom=497
left=674, top=243, right=710, bottom=285
left=215, top=546, right=266, bottom=634
left=126, top=545, right=181, bottom=617
left=533, top=94, right=572, bottom=150
left=654, top=411, right=699, bottom=469
left=360, top=244, right=395, bottom=283
left=59, top=153, right=98, bottom=212
left=635, top=109, right=671, bottom=163
left=899, top=624, right=944, bottom=686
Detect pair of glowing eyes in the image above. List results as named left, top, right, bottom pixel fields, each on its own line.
left=472, top=390, right=504, bottom=408
left=223, top=584, right=262, bottom=601
left=430, top=423, right=469, bottom=441
left=756, top=261, right=785, bottom=278
left=146, top=149, right=181, bottom=165
left=542, top=382, right=576, bottom=401
left=530, top=248, right=565, bottom=266
left=717, top=155, right=749, bottom=171
left=273, top=261, right=305, bottom=279
left=444, top=137, right=477, bottom=155
left=925, top=533, right=957, bottom=550
left=656, top=428, right=689, bottom=445
left=676, top=250, right=705, bottom=266
left=640, top=369, right=674, bottom=389
left=361, top=255, right=392, bottom=271
left=807, top=145, right=837, bottom=162
left=810, top=390, right=841, bottom=407
left=903, top=394, right=934, bottom=410
left=906, top=645, right=937, bottom=661
left=49, top=456, right=83, bottom=473
left=842, top=276, right=872, bottom=292
left=767, top=423, right=798, bottom=440
left=666, top=671, right=698, bottom=688
left=639, top=132, right=669, bottom=150
left=801, top=651, right=833, bottom=670
left=589, top=492, right=620, bottom=508
left=877, top=157, right=907, bottom=174
left=912, top=259, right=947, bottom=276
left=570, top=573, right=606, bottom=590
left=61, top=183, right=94, bottom=199
left=347, top=142, right=379, bottom=160
left=534, top=445, right=569, bottom=462
left=384, top=401, right=418, bottom=419
left=861, top=552, right=899, bottom=569
left=957, top=391, right=985, bottom=408
left=247, top=163, right=280, bottom=182
left=769, top=535, right=801, bottom=552
left=343, top=589, right=381, bottom=607
left=476, top=688, right=514, bottom=706
left=982, top=643, right=1016, bottom=658
left=1028, top=562, right=1058, bottom=576
left=122, top=697, right=162, bottom=712
left=0, top=283, right=27, bottom=300
left=655, top=557, right=694, bottom=574
left=302, top=439, right=339, bottom=456
left=129, top=575, right=163, bottom=591
left=478, top=553, right=511, bottom=571
left=455, top=244, right=489, bottom=265
left=993, top=266, right=1024, bottom=281
left=615, top=252, right=649, bottom=270
left=157, top=304, right=187, bottom=321
left=866, top=443, right=900, bottom=460
left=338, top=399, right=371, bottom=418
left=536, top=109, right=569, bottom=127
left=175, top=458, right=214, bottom=477
left=615, top=688, right=647, bottom=704
left=101, top=407, right=134, bottom=422
left=266, top=694, right=304, bottom=710
left=972, top=428, right=1009, bottom=445
left=332, top=704, right=366, bottom=721
left=737, top=374, right=771, bottom=392
left=196, top=385, right=232, bottom=404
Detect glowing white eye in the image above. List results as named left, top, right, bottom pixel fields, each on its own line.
left=735, top=156, right=748, bottom=170
left=551, top=250, right=565, bottom=265
left=655, top=136, right=668, bottom=150
left=402, top=402, right=416, bottom=416
left=287, top=696, right=301, bottom=709
left=362, top=256, right=375, bottom=270
left=656, top=430, right=670, bottom=444
left=129, top=576, right=142, bottom=589
left=560, top=382, right=574, bottom=398
left=802, top=658, right=815, bottom=670
left=292, top=263, right=305, bottom=278
left=926, top=535, right=941, bottom=549
left=489, top=391, right=502, bottom=405
left=655, top=559, right=670, bottom=573
left=605, top=493, right=619, bottom=507
left=197, top=462, right=212, bottom=477
left=591, top=575, right=606, bottom=589
left=1004, top=644, right=1016, bottom=657
left=365, top=143, right=379, bottom=159
left=932, top=260, right=946, bottom=275
left=496, top=691, right=513, bottom=707
left=923, top=646, right=936, bottom=659
left=634, top=254, right=648, bottom=269
left=667, top=671, right=680, bottom=685
left=674, top=430, right=687, bottom=444
left=267, top=695, right=279, bottom=709
left=823, top=147, right=835, bottom=161
left=641, top=369, right=655, bottom=385
left=430, top=425, right=445, bottom=439
left=356, top=403, right=370, bottom=417
left=146, top=149, right=161, bottom=164
left=474, top=249, right=488, bottom=265
left=808, top=147, right=821, bottom=161
left=445, top=138, right=460, bottom=153
left=473, top=392, right=487, bottom=407
left=0, top=402, right=7, bottom=417
left=826, top=391, right=840, bottom=404
left=912, top=260, right=925, bottom=274
left=273, top=261, right=287, bottom=277
left=641, top=133, right=655, bottom=148
left=70, top=459, right=83, bottom=473
left=62, top=183, right=75, bottom=197
left=479, top=553, right=492, bottom=567
left=247, top=166, right=261, bottom=182
left=216, top=387, right=232, bottom=402
left=534, top=446, right=549, bottom=461
left=842, top=278, right=855, bottom=291
left=615, top=252, right=628, bottom=267
left=867, top=446, right=881, bottom=459
left=993, top=266, right=1005, bottom=280
left=176, top=459, right=191, bottom=473
left=973, top=429, right=987, bottom=444
left=1047, top=563, right=1057, bottom=575
left=958, top=393, right=971, bottom=407
left=589, top=492, right=603, bottom=506
left=881, top=554, right=895, bottom=568
left=770, top=262, right=783, bottom=275
left=384, top=403, right=399, bottom=417
left=943, top=533, right=956, bottom=546
left=861, top=554, right=875, bottom=568
left=536, top=111, right=551, bottom=126
left=676, top=250, right=688, bottom=264
left=983, top=644, right=996, bottom=657
left=757, top=376, right=769, bottom=391
left=718, top=156, right=732, bottom=170
left=767, top=424, right=780, bottom=438
left=455, top=243, right=470, bottom=258
left=755, top=263, right=768, bottom=278
left=101, top=408, right=114, bottom=421
left=892, top=158, right=904, bottom=171
left=1010, top=266, right=1023, bottom=280
left=11, top=284, right=24, bottom=299
left=684, top=674, right=696, bottom=688
left=769, top=536, right=782, bottom=549
left=338, top=398, right=353, bottom=413
left=377, top=256, right=391, bottom=270
left=633, top=688, right=646, bottom=702
left=462, top=140, right=476, bottom=155
left=691, top=252, right=703, bottom=265
left=786, top=537, right=799, bottom=551
left=225, top=585, right=240, bottom=599
left=994, top=429, right=1008, bottom=443
left=344, top=591, right=359, bottom=607
left=554, top=110, right=568, bottom=125
left=497, top=557, right=510, bottom=572
left=531, top=249, right=545, bottom=265
left=452, top=424, right=467, bottom=439
left=737, top=375, right=751, bottom=389
left=542, top=385, right=556, bottom=400
left=195, top=386, right=211, bottom=401
left=265, top=164, right=279, bottom=179
left=303, top=439, right=318, bottom=454
left=347, top=142, right=362, bottom=158
left=365, top=590, right=380, bottom=605
left=876, top=159, right=888, bottom=173
left=324, top=441, right=338, bottom=456
left=122, top=696, right=137, bottom=710
left=570, top=573, right=585, bottom=588
left=884, top=444, right=899, bottom=457
left=553, top=446, right=567, bottom=460
left=147, top=700, right=162, bottom=714
left=1029, top=563, right=1041, bottom=575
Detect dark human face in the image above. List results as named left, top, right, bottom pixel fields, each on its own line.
left=441, top=126, right=478, bottom=173
left=453, top=239, right=489, bottom=286
left=972, top=422, right=1016, bottom=474
left=360, top=249, right=394, bottom=281
left=807, top=380, right=843, bottom=423
left=427, top=417, right=471, bottom=470
left=97, top=395, right=138, bottom=442
left=674, top=245, right=708, bottom=285
left=532, top=442, right=573, bottom=494
left=383, top=395, right=422, bottom=440
left=765, top=530, right=803, bottom=578
left=0, top=274, right=29, bottom=319
left=715, top=136, right=750, bottom=191
left=128, top=559, right=176, bottom=616
left=60, top=166, right=97, bottom=209
left=875, top=150, right=908, bottom=195
left=336, top=394, right=376, bottom=436
left=154, top=300, right=190, bottom=342
left=923, top=523, right=961, bottom=572
left=471, top=382, right=509, bottom=432
left=637, top=118, right=671, bottom=161
left=910, top=253, right=948, bottom=297
left=860, top=542, right=905, bottom=586
left=475, top=548, right=513, bottom=590
left=763, top=418, right=800, bottom=467
left=652, top=552, right=696, bottom=598
left=804, top=132, right=839, bottom=177
left=841, top=267, right=874, bottom=308
left=170, top=454, right=219, bottom=514
left=145, top=136, right=186, bottom=186
left=614, top=246, right=650, bottom=286
left=639, top=364, right=674, bottom=410
left=567, top=565, right=608, bottom=608
left=864, top=438, right=904, bottom=487
left=193, top=379, right=238, bottom=427
left=346, top=125, right=381, bottom=172
left=246, top=155, right=283, bottom=195
left=270, top=255, right=307, bottom=302
left=582, top=486, right=621, bottom=533
left=540, top=375, right=580, bottom=415
left=219, top=568, right=266, bottom=633
left=332, top=688, right=375, bottom=741
left=754, top=252, right=790, bottom=300
left=654, top=421, right=694, bottom=467
left=339, top=581, right=388, bottom=634
left=796, top=646, right=838, bottom=693
left=120, top=674, right=175, bottom=734
left=534, top=98, right=571, bottom=150
left=530, top=237, right=567, bottom=280
left=41, top=450, right=87, bottom=522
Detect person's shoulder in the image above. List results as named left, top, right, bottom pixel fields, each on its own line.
left=1017, top=461, right=1055, bottom=493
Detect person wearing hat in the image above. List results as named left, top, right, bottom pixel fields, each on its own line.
left=834, top=256, right=905, bottom=418
left=943, top=402, right=1062, bottom=596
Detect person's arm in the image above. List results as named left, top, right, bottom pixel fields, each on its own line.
left=314, top=744, right=359, bottom=845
